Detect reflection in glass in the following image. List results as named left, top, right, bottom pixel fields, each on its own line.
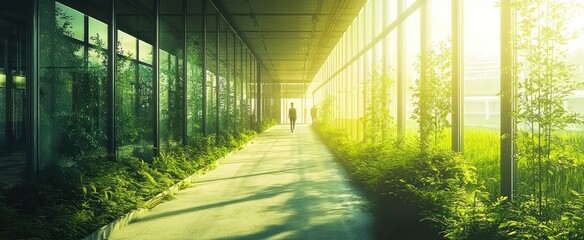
left=205, top=4, right=218, bottom=135
left=160, top=0, right=185, bottom=150
left=39, top=0, right=108, bottom=168
left=89, top=17, right=108, bottom=48
left=186, top=0, right=204, bottom=141
left=115, top=0, right=155, bottom=159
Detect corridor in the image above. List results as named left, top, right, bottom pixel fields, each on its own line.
left=109, top=124, right=374, bottom=240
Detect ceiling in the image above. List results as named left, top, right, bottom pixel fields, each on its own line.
left=214, top=0, right=368, bottom=96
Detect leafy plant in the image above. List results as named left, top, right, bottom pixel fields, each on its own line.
left=364, top=63, right=395, bottom=143
left=317, top=94, right=335, bottom=125
left=0, top=129, right=256, bottom=240
left=513, top=0, right=583, bottom=214
left=412, top=40, right=452, bottom=151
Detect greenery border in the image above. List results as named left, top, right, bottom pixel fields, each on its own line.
left=83, top=141, right=251, bottom=240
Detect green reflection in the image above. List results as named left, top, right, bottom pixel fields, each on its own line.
left=55, top=2, right=84, bottom=41
left=118, top=30, right=137, bottom=58
left=139, top=40, right=153, bottom=64
left=89, top=17, right=108, bottom=48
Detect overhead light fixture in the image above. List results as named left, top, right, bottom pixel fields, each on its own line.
left=13, top=73, right=26, bottom=90
left=0, top=69, right=6, bottom=87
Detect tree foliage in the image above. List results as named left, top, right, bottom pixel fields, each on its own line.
left=513, top=0, right=583, bottom=214
left=364, top=64, right=395, bottom=143
left=412, top=40, right=452, bottom=151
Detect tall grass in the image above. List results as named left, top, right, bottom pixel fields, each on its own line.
left=458, top=127, right=584, bottom=201
left=462, top=128, right=500, bottom=197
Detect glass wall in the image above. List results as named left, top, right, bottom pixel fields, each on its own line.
left=4, top=0, right=278, bottom=182
left=39, top=1, right=108, bottom=166
left=160, top=0, right=185, bottom=150
left=308, top=0, right=584, bottom=200
left=0, top=1, right=30, bottom=185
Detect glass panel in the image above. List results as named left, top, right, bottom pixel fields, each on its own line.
left=160, top=0, right=184, bottom=150
left=374, top=0, right=383, bottom=37
left=388, top=0, right=397, bottom=26
left=405, top=0, right=416, bottom=9
left=463, top=0, right=501, bottom=196
left=218, top=18, right=228, bottom=132
left=389, top=31, right=398, bottom=122
left=229, top=31, right=237, bottom=128
left=431, top=0, right=451, bottom=44
left=39, top=0, right=107, bottom=169
left=186, top=0, right=204, bottom=142
left=55, top=2, right=84, bottom=41
left=118, top=30, right=137, bottom=58
left=430, top=0, right=451, bottom=149
left=89, top=17, right=108, bottom=48
left=115, top=0, right=154, bottom=159
left=405, top=9, right=419, bottom=131
left=566, top=2, right=584, bottom=129
left=139, top=40, right=153, bottom=64
left=205, top=1, right=217, bottom=135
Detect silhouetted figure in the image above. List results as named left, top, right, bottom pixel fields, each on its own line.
left=311, top=106, right=317, bottom=123
left=288, top=103, right=297, bottom=132
left=250, top=109, right=256, bottom=128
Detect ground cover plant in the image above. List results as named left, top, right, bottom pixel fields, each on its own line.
left=0, top=125, right=272, bottom=240
left=314, top=122, right=584, bottom=239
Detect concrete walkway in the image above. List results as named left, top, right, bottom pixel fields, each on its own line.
left=109, top=124, right=374, bottom=240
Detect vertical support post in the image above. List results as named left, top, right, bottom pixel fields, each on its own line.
left=225, top=24, right=230, bottom=129
left=107, top=0, right=117, bottom=159
left=183, top=0, right=188, bottom=146
left=233, top=34, right=237, bottom=125
left=215, top=13, right=220, bottom=138
left=5, top=39, right=13, bottom=143
left=381, top=0, right=389, bottom=141
left=28, top=0, right=39, bottom=180
left=202, top=0, right=207, bottom=136
left=249, top=53, right=252, bottom=126
left=153, top=0, right=160, bottom=156
left=500, top=0, right=515, bottom=200
left=83, top=17, right=89, bottom=97
left=239, top=44, right=243, bottom=120
left=362, top=53, right=367, bottom=138
left=452, top=0, right=464, bottom=153
left=256, top=62, right=261, bottom=125
left=420, top=0, right=430, bottom=148
left=397, top=0, right=405, bottom=138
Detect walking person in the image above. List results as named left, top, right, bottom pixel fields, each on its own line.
left=288, top=102, right=297, bottom=132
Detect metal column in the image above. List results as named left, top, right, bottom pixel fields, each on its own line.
left=182, top=0, right=188, bottom=146
left=202, top=0, right=207, bottom=136
left=420, top=0, right=430, bottom=148
left=452, top=0, right=464, bottom=153
left=397, top=0, right=405, bottom=138
left=500, top=0, right=515, bottom=200
left=153, top=0, right=160, bottom=156
left=107, top=0, right=117, bottom=159
left=256, top=62, right=261, bottom=124
left=27, top=0, right=39, bottom=180
left=215, top=13, right=220, bottom=137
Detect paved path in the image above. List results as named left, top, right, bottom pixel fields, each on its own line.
left=109, top=124, right=374, bottom=240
